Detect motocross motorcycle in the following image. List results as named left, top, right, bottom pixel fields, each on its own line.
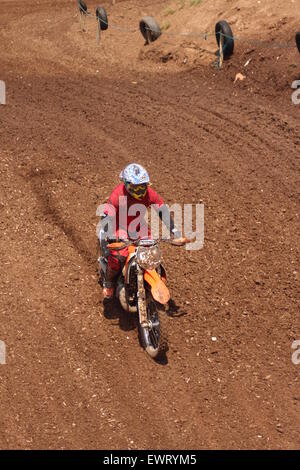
left=99, top=237, right=186, bottom=359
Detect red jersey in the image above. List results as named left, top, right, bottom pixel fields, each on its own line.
left=103, top=184, right=164, bottom=239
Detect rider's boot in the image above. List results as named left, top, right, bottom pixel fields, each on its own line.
left=102, top=265, right=118, bottom=300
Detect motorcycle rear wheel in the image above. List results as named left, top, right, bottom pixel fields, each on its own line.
left=138, top=293, right=168, bottom=359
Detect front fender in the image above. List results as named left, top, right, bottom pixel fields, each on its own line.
left=144, top=269, right=170, bottom=305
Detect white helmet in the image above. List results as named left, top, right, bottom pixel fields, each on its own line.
left=120, top=163, right=150, bottom=200
left=120, top=163, right=150, bottom=185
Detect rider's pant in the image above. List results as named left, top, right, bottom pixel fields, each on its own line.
left=107, top=228, right=129, bottom=272
left=108, top=251, right=128, bottom=272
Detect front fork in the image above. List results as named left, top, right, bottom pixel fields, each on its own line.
left=137, top=266, right=149, bottom=328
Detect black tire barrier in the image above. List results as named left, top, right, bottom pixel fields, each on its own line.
left=96, top=6, right=108, bottom=31
left=78, top=0, right=87, bottom=15
left=139, top=16, right=162, bottom=44
left=215, top=20, right=234, bottom=59
left=296, top=31, right=300, bottom=54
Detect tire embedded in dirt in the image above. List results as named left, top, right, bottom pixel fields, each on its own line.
left=296, top=31, right=300, bottom=54
left=215, top=20, right=234, bottom=59
left=96, top=6, right=108, bottom=30
left=139, top=16, right=162, bottom=44
left=78, top=0, right=87, bottom=15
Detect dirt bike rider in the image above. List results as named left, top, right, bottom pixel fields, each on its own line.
left=99, top=163, right=186, bottom=300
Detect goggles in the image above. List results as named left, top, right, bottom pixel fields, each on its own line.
left=125, top=182, right=148, bottom=200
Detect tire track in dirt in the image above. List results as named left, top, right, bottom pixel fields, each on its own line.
left=18, top=159, right=188, bottom=449
left=1, top=67, right=298, bottom=448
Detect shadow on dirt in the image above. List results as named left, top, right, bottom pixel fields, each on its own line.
left=103, top=298, right=137, bottom=332
left=167, top=298, right=187, bottom=318
left=154, top=353, right=168, bottom=366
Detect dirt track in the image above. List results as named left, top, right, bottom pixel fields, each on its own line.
left=0, top=0, right=300, bottom=450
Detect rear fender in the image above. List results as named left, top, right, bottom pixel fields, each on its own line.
left=144, top=269, right=170, bottom=305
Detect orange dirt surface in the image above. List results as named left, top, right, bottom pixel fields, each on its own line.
left=0, top=0, right=300, bottom=450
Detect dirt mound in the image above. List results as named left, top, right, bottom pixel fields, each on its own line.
left=141, top=0, right=300, bottom=67
left=0, top=0, right=300, bottom=450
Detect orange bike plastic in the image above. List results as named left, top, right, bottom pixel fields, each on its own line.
left=144, top=269, right=170, bottom=305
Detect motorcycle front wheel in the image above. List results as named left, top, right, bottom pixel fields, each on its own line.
left=138, top=292, right=168, bottom=359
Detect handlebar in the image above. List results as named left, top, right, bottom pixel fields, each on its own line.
left=106, top=237, right=190, bottom=251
